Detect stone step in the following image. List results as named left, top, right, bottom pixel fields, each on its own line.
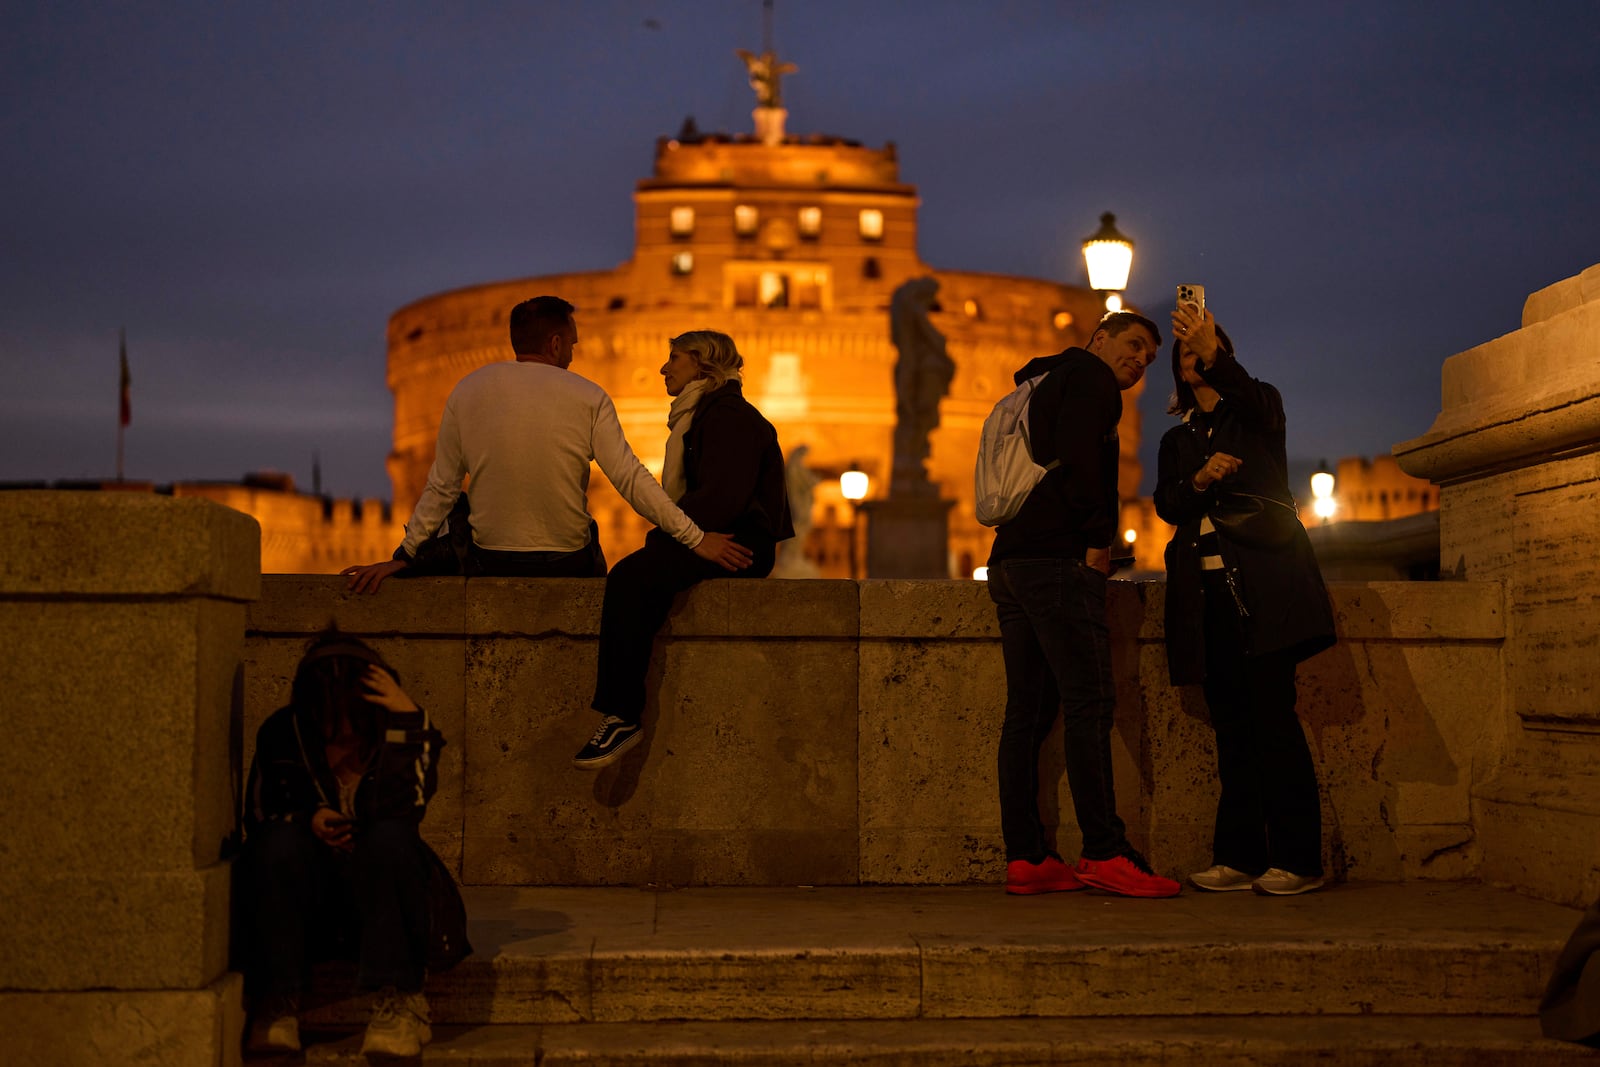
left=296, top=882, right=1578, bottom=1027
left=271, top=1015, right=1590, bottom=1065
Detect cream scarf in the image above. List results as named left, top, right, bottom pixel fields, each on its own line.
left=661, top=378, right=712, bottom=501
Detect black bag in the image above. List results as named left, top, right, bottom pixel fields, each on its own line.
left=402, top=493, right=478, bottom=577
left=1209, top=490, right=1303, bottom=549
left=425, top=843, right=472, bottom=972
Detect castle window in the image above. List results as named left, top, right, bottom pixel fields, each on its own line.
left=670, top=206, right=695, bottom=237
left=671, top=251, right=694, bottom=275
left=963, top=298, right=981, bottom=319
left=734, top=205, right=759, bottom=236
left=858, top=209, right=884, bottom=240
left=1053, top=310, right=1074, bottom=330
left=607, top=296, right=626, bottom=310
left=798, top=206, right=822, bottom=237
left=758, top=271, right=789, bottom=308
left=863, top=256, right=881, bottom=279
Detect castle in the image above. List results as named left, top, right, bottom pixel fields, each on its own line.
left=380, top=48, right=1144, bottom=579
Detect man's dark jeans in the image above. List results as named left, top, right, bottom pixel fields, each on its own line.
left=243, top=818, right=431, bottom=997
left=989, top=557, right=1128, bottom=862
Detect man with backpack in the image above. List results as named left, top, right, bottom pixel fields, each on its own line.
left=983, top=309, right=1181, bottom=898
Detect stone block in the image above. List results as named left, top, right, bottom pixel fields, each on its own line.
left=463, top=603, right=858, bottom=885
left=859, top=579, right=996, bottom=639
left=0, top=599, right=245, bottom=876
left=0, top=971, right=243, bottom=1067
left=249, top=574, right=466, bottom=635
left=467, top=577, right=603, bottom=636
left=0, top=866, right=231, bottom=990
left=1, top=491, right=259, bottom=600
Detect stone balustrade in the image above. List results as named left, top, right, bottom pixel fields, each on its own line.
left=243, top=574, right=1506, bottom=892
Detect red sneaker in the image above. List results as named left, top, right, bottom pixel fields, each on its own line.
left=1074, top=854, right=1182, bottom=898
left=1005, top=854, right=1086, bottom=895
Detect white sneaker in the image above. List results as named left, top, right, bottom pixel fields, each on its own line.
left=1188, top=864, right=1256, bottom=892
left=245, top=995, right=301, bottom=1053
left=1252, top=867, right=1325, bottom=896
left=360, top=987, right=433, bottom=1057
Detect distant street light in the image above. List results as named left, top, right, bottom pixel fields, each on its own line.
left=1083, top=212, right=1134, bottom=309
left=1311, top=460, right=1337, bottom=522
left=840, top=464, right=869, bottom=579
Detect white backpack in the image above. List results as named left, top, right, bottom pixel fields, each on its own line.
left=974, top=371, right=1060, bottom=527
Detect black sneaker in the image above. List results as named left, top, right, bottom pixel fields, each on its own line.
left=573, top=715, right=643, bottom=769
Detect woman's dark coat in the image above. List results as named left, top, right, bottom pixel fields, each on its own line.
left=1153, top=351, right=1336, bottom=685
left=679, top=379, right=795, bottom=548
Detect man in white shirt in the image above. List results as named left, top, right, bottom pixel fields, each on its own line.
left=343, top=296, right=751, bottom=592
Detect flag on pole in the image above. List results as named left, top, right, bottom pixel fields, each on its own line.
left=119, top=329, right=131, bottom=427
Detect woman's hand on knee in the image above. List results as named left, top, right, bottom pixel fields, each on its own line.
left=694, top=532, right=754, bottom=572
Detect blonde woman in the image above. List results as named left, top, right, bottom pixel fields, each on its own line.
left=574, top=330, right=795, bottom=767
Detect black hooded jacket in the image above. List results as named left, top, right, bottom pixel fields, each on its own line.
left=989, top=348, right=1122, bottom=565
left=679, top=379, right=796, bottom=548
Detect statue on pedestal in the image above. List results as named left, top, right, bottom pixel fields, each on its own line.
left=737, top=48, right=797, bottom=108
left=771, top=444, right=821, bottom=578
left=889, top=276, right=955, bottom=497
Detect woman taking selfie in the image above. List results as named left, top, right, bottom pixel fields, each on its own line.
left=1154, top=298, right=1336, bottom=897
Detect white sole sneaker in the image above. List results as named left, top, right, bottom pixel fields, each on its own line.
left=1252, top=867, right=1325, bottom=896
left=1189, top=864, right=1256, bottom=892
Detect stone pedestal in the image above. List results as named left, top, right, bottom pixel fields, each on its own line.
left=1395, top=261, right=1600, bottom=905
left=0, top=492, right=260, bottom=1065
left=861, top=496, right=954, bottom=579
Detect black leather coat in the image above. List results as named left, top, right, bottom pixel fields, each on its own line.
left=1153, top=352, right=1335, bottom=685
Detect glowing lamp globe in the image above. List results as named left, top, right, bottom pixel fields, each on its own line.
left=1082, top=212, right=1134, bottom=292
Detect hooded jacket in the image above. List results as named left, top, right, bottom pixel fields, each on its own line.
left=989, top=348, right=1122, bottom=565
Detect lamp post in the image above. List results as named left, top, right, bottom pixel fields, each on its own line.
left=1082, top=211, right=1134, bottom=313
left=840, top=464, right=869, bottom=579
left=1311, top=459, right=1337, bottom=523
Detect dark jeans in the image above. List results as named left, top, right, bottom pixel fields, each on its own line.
left=591, top=529, right=775, bottom=723
left=243, top=818, right=431, bottom=997
left=989, top=557, right=1128, bottom=862
left=475, top=540, right=605, bottom=578
left=1200, top=568, right=1323, bottom=877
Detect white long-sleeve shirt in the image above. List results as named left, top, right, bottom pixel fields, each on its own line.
left=399, top=360, right=703, bottom=556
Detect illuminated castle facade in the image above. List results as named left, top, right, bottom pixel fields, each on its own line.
left=383, top=55, right=1149, bottom=576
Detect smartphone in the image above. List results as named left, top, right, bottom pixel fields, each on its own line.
left=1176, top=284, right=1206, bottom=313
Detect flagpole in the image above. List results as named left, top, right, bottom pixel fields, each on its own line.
left=117, top=328, right=129, bottom=482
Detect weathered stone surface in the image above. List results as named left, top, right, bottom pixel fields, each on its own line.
left=463, top=626, right=858, bottom=886
left=0, top=866, right=231, bottom=990
left=247, top=573, right=466, bottom=634
left=1, top=491, right=259, bottom=600
left=248, top=575, right=1518, bottom=888
left=0, top=599, right=245, bottom=876
left=0, top=972, right=243, bottom=1067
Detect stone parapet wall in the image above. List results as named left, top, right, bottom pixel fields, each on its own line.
left=0, top=492, right=259, bottom=1066
left=244, top=575, right=1508, bottom=894
left=1397, top=261, right=1600, bottom=908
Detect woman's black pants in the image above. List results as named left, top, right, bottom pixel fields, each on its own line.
left=1200, top=569, right=1323, bottom=877
left=243, top=818, right=431, bottom=997
left=591, top=529, right=775, bottom=723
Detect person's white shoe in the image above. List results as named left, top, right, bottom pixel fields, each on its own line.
left=1188, top=864, right=1256, bottom=892
left=245, top=995, right=301, bottom=1053
left=1252, top=867, right=1325, bottom=896
left=360, top=987, right=433, bottom=1057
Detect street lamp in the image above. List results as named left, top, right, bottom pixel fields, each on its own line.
left=840, top=464, right=869, bottom=579
left=1082, top=211, right=1134, bottom=311
left=1311, top=459, right=1337, bottom=522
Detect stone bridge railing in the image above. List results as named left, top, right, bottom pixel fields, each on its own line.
left=243, top=574, right=1507, bottom=893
